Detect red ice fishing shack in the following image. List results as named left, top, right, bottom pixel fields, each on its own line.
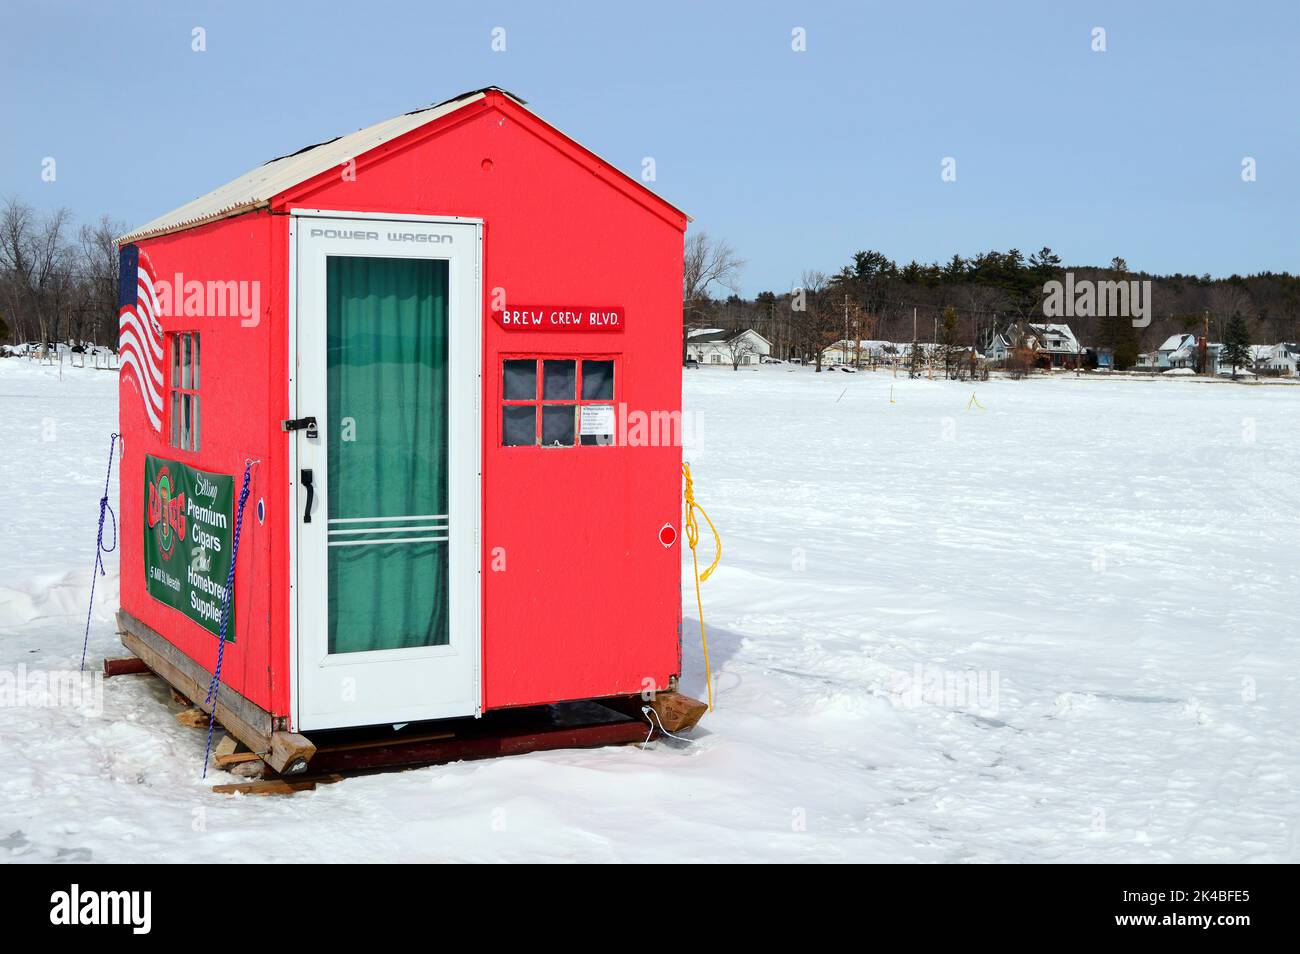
left=114, top=88, right=696, bottom=773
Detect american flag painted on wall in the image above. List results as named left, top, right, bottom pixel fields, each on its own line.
left=118, top=244, right=165, bottom=431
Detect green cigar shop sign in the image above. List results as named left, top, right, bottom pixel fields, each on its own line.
left=144, top=455, right=235, bottom=640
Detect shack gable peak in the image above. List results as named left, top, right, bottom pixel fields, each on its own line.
left=120, top=87, right=686, bottom=244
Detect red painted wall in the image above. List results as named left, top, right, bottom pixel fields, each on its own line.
left=120, top=91, right=686, bottom=723
left=120, top=210, right=282, bottom=713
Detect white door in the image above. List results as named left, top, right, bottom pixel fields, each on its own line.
left=292, top=214, right=480, bottom=731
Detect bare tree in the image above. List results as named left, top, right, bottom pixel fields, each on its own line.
left=724, top=332, right=758, bottom=370
left=0, top=199, right=126, bottom=354
left=1207, top=285, right=1252, bottom=342
left=0, top=199, right=74, bottom=351
left=790, top=270, right=838, bottom=371
left=76, top=215, right=125, bottom=346
left=0, top=198, right=35, bottom=343
left=682, top=231, right=744, bottom=364
left=964, top=284, right=1009, bottom=351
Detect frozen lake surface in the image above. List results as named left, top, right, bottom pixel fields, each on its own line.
left=2, top=359, right=1297, bottom=862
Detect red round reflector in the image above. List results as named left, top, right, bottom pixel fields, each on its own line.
left=659, top=523, right=677, bottom=548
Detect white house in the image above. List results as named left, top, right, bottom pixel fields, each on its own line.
left=988, top=322, right=1082, bottom=368
left=1141, top=335, right=1233, bottom=374
left=1025, top=323, right=1082, bottom=366
left=1170, top=335, right=1196, bottom=369
left=1256, top=343, right=1298, bottom=375
left=1156, top=333, right=1198, bottom=369
left=986, top=330, right=1083, bottom=364
left=823, top=339, right=915, bottom=366
left=984, top=332, right=1013, bottom=362
left=687, top=328, right=772, bottom=366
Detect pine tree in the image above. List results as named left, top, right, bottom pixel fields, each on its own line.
left=1097, top=259, right=1141, bottom=370
left=1220, top=313, right=1252, bottom=379
left=908, top=338, right=924, bottom=378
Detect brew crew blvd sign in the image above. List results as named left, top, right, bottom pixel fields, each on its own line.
left=143, top=455, right=236, bottom=639
left=491, top=306, right=625, bottom=332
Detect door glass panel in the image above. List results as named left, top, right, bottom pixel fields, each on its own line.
left=325, top=256, right=450, bottom=654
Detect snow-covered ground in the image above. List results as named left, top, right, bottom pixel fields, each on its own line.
left=2, top=358, right=1298, bottom=863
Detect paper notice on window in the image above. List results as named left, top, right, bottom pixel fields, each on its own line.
left=580, top=404, right=615, bottom=437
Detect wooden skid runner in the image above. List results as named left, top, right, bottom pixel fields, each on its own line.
left=213, top=720, right=654, bottom=795
left=114, top=609, right=704, bottom=797
left=116, top=609, right=314, bottom=775
left=308, top=717, right=651, bottom=775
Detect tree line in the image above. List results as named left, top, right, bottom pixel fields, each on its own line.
left=683, top=238, right=1300, bottom=371
left=4, top=200, right=1297, bottom=374
left=0, top=197, right=124, bottom=349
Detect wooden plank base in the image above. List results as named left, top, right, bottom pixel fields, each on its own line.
left=267, top=732, right=315, bottom=775
left=117, top=608, right=671, bottom=796
left=599, top=690, right=709, bottom=733
left=213, top=775, right=344, bottom=796
left=307, top=716, right=651, bottom=774
left=214, top=707, right=657, bottom=793
left=175, top=707, right=211, bottom=729
left=117, top=609, right=280, bottom=768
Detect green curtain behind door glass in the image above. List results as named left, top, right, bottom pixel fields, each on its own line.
left=326, top=256, right=450, bottom=654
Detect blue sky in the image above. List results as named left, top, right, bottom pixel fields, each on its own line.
left=2, top=0, right=1296, bottom=296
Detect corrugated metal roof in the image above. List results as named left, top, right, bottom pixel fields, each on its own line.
left=118, top=89, right=513, bottom=244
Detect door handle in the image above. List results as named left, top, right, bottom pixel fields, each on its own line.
left=301, top=468, right=315, bottom=524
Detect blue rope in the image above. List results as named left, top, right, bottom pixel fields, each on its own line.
left=81, top=433, right=120, bottom=671
left=202, top=458, right=256, bottom=778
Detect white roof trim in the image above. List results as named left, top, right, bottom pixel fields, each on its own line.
left=119, top=91, right=499, bottom=244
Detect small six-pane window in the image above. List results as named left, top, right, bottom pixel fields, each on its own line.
left=502, top=357, right=616, bottom=447
left=169, top=332, right=200, bottom=452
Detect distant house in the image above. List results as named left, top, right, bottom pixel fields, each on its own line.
left=998, top=322, right=1083, bottom=368
left=1028, top=323, right=1082, bottom=366
left=984, top=325, right=1081, bottom=366
left=823, top=340, right=864, bottom=365
left=1089, top=347, right=1114, bottom=370
left=880, top=341, right=934, bottom=366
left=824, top=339, right=914, bottom=366
left=1155, top=333, right=1198, bottom=369
left=1204, top=342, right=1224, bottom=375
left=1151, top=333, right=1231, bottom=374
left=686, top=328, right=772, bottom=366
left=984, top=332, right=1013, bottom=362
left=1256, top=343, right=1299, bottom=375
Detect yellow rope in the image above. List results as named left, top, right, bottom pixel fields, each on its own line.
left=681, top=462, right=721, bottom=710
